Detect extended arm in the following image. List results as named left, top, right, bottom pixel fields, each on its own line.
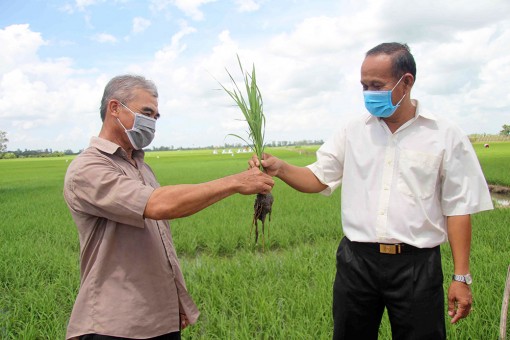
left=144, top=168, right=274, bottom=220
left=273, top=161, right=328, bottom=193
left=251, top=153, right=327, bottom=193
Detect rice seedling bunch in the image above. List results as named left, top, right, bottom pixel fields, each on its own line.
left=219, top=55, right=274, bottom=246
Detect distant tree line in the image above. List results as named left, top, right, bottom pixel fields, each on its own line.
left=0, top=139, right=325, bottom=159
left=147, top=139, right=326, bottom=152
left=0, top=148, right=78, bottom=159
left=501, top=124, right=510, bottom=136
left=4, top=123, right=508, bottom=159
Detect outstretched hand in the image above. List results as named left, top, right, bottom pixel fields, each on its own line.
left=447, top=281, right=472, bottom=324
left=248, top=153, right=283, bottom=177
left=249, top=152, right=327, bottom=193
left=234, top=167, right=274, bottom=195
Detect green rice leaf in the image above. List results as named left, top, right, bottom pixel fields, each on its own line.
left=218, top=55, right=266, bottom=171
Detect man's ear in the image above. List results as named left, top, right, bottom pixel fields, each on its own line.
left=403, top=73, right=415, bottom=88
left=108, top=100, right=121, bottom=118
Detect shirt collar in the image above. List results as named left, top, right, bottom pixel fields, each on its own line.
left=414, top=100, right=436, bottom=121
left=89, top=136, right=145, bottom=160
left=364, top=99, right=437, bottom=124
left=89, top=136, right=120, bottom=154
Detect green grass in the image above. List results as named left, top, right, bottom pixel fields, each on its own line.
left=472, top=141, right=510, bottom=186
left=0, top=143, right=509, bottom=339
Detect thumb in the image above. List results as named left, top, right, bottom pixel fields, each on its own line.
left=447, top=295, right=455, bottom=317
left=261, top=152, right=272, bottom=160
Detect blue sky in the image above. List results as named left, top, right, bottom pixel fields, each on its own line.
left=1, top=0, right=509, bottom=152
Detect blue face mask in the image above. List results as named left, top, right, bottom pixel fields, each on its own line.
left=363, top=75, right=406, bottom=118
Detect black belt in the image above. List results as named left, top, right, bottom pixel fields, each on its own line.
left=347, top=238, right=437, bottom=255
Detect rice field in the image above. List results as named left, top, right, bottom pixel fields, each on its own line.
left=0, top=143, right=509, bottom=339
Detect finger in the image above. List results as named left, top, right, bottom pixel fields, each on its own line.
left=180, top=314, right=188, bottom=329
left=261, top=182, right=274, bottom=194
left=450, top=305, right=470, bottom=324
left=450, top=311, right=461, bottom=324
left=450, top=309, right=463, bottom=324
left=261, top=187, right=272, bottom=195
left=263, top=175, right=275, bottom=186
left=447, top=296, right=455, bottom=317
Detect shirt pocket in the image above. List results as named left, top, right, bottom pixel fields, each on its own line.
left=397, top=149, right=442, bottom=199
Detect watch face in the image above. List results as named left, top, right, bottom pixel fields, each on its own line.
left=465, top=274, right=472, bottom=285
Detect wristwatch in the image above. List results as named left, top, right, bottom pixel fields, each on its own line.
left=452, top=273, right=472, bottom=285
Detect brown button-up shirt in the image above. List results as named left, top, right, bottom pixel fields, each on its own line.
left=63, top=137, right=199, bottom=339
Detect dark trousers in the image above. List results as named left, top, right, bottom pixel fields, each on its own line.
left=81, top=331, right=180, bottom=340
left=333, top=237, right=446, bottom=340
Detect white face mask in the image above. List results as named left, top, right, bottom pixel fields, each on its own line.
left=117, top=102, right=156, bottom=150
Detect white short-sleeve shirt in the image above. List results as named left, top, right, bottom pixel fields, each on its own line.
left=307, top=100, right=493, bottom=248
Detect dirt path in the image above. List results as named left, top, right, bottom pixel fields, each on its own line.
left=489, top=185, right=510, bottom=195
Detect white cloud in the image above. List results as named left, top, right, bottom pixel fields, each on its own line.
left=234, top=0, right=261, bottom=12
left=59, top=4, right=75, bottom=14
left=75, top=0, right=100, bottom=11
left=173, top=0, right=217, bottom=21
left=149, top=0, right=172, bottom=12
left=133, top=17, right=151, bottom=34
left=91, top=33, right=118, bottom=43
left=0, top=24, right=104, bottom=151
left=151, top=22, right=197, bottom=69
left=149, top=0, right=217, bottom=20
left=0, top=25, right=46, bottom=74
left=2, top=0, right=510, bottom=151
left=118, top=0, right=510, bottom=149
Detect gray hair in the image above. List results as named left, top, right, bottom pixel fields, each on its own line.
left=100, top=74, right=158, bottom=121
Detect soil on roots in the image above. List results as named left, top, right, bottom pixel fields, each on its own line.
left=252, top=193, right=274, bottom=245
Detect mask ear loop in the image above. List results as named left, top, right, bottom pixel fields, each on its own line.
left=391, top=74, right=406, bottom=91
left=395, top=93, right=406, bottom=106
left=116, top=101, right=136, bottom=131
left=119, top=102, right=137, bottom=117
left=392, top=74, right=407, bottom=106
left=117, top=117, right=128, bottom=131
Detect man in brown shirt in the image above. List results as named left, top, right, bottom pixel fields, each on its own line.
left=63, top=75, right=274, bottom=340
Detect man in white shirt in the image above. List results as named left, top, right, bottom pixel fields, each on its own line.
left=250, top=42, right=493, bottom=339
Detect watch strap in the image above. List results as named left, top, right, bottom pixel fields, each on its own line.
left=452, top=274, right=472, bottom=285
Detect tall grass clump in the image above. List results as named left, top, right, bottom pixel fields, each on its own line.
left=218, top=55, right=274, bottom=246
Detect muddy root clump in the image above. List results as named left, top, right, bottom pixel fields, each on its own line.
left=252, top=193, right=274, bottom=245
